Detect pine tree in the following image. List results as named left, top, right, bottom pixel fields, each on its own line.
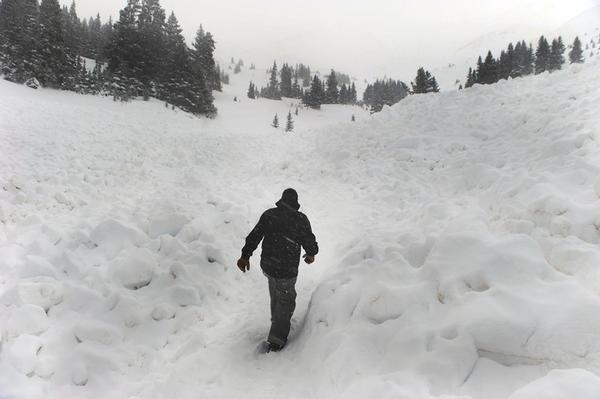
left=465, top=67, right=475, bottom=87
left=291, top=74, right=301, bottom=98
left=569, top=36, right=583, bottom=64
left=478, top=51, right=497, bottom=84
left=137, top=0, right=165, bottom=96
left=280, top=63, right=292, bottom=97
left=272, top=113, right=279, bottom=128
left=535, top=35, right=551, bottom=74
left=264, top=60, right=281, bottom=99
left=339, top=83, right=348, bottom=104
left=38, top=0, right=70, bottom=88
left=350, top=82, right=357, bottom=103
left=325, top=69, right=339, bottom=103
left=106, top=0, right=144, bottom=99
left=505, top=43, right=515, bottom=78
left=285, top=111, right=294, bottom=132
left=411, top=67, right=428, bottom=93
left=549, top=36, right=565, bottom=72
left=247, top=81, right=255, bottom=99
left=351, top=114, right=355, bottom=122
left=303, top=75, right=324, bottom=109
left=0, top=0, right=41, bottom=82
left=192, top=25, right=220, bottom=91
left=523, top=42, right=535, bottom=76
left=510, top=41, right=523, bottom=77
left=364, top=78, right=408, bottom=112
left=426, top=72, right=439, bottom=92
left=63, top=1, right=81, bottom=56
left=498, top=49, right=511, bottom=80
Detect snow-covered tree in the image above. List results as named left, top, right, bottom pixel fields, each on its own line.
left=263, top=60, right=281, bottom=100
left=280, top=63, right=293, bottom=97
left=247, top=81, right=256, bottom=99
left=364, top=78, right=408, bottom=112
left=303, top=75, right=324, bottom=109
left=569, top=36, right=584, bottom=64
left=535, top=35, right=551, bottom=74
left=325, top=69, right=339, bottom=103
left=549, top=36, right=565, bottom=72
left=38, top=0, right=71, bottom=88
left=285, top=111, right=294, bottom=132
left=411, top=67, right=439, bottom=93
left=192, top=25, right=221, bottom=91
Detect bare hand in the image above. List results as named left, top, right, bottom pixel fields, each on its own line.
left=237, top=257, right=250, bottom=273
left=304, top=255, right=315, bottom=264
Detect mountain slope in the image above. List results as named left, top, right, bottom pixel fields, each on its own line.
left=1, top=58, right=600, bottom=399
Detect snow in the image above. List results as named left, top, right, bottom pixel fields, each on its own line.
left=1, top=57, right=600, bottom=398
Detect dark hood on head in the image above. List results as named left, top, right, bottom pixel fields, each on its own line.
left=276, top=188, right=300, bottom=211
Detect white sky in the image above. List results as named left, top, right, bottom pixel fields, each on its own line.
left=71, top=0, right=599, bottom=80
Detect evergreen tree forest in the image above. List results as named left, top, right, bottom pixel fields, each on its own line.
left=254, top=62, right=356, bottom=108
left=464, top=35, right=580, bottom=89
left=363, top=79, right=409, bottom=113
left=0, top=0, right=219, bottom=117
left=302, top=69, right=357, bottom=109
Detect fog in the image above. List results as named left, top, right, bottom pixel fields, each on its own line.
left=71, top=0, right=599, bottom=79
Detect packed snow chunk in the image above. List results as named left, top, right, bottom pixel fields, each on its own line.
left=73, top=320, right=123, bottom=345
left=158, top=235, right=187, bottom=257
left=177, top=218, right=207, bottom=243
left=508, top=369, right=600, bottom=399
left=7, top=334, right=43, bottom=375
left=148, top=214, right=190, bottom=238
left=151, top=303, right=176, bottom=321
left=18, top=255, right=58, bottom=279
left=169, top=284, right=201, bottom=306
left=6, top=304, right=49, bottom=337
left=71, top=363, right=89, bottom=386
left=108, top=247, right=156, bottom=290
left=1, top=278, right=64, bottom=311
left=89, top=219, right=147, bottom=259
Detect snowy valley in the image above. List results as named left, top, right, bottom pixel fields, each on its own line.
left=1, top=40, right=600, bottom=399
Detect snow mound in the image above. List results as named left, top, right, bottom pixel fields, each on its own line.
left=5, top=304, right=49, bottom=337
left=148, top=214, right=190, bottom=238
left=508, top=369, right=600, bottom=399
left=108, top=248, right=156, bottom=290
left=90, top=219, right=146, bottom=259
left=1, top=279, right=64, bottom=311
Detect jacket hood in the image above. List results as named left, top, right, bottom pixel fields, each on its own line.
left=276, top=188, right=300, bottom=211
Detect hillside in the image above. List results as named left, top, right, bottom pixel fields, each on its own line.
left=1, top=56, right=600, bottom=399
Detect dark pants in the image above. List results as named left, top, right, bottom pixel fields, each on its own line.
left=266, top=274, right=297, bottom=347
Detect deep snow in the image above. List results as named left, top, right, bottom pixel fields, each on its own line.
left=1, top=59, right=600, bottom=399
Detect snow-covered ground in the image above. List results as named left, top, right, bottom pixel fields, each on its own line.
left=1, top=57, right=600, bottom=399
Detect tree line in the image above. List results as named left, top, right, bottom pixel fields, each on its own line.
left=303, top=69, right=357, bottom=109
left=362, top=67, right=438, bottom=113
left=464, top=35, right=585, bottom=88
left=247, top=61, right=358, bottom=109
left=0, top=0, right=220, bottom=117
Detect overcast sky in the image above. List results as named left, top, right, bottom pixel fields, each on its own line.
left=71, top=0, right=599, bottom=80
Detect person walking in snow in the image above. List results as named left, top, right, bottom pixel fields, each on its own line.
left=237, top=188, right=319, bottom=352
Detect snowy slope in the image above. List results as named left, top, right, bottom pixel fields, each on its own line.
left=433, top=2, right=600, bottom=90
left=1, top=58, right=600, bottom=399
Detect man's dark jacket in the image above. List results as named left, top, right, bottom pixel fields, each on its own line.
left=242, top=198, right=319, bottom=279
